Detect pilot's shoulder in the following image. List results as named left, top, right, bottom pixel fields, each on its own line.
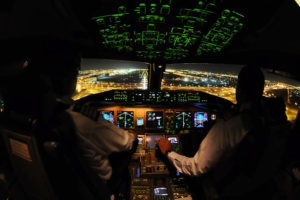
left=66, top=109, right=96, bottom=127
left=71, top=103, right=100, bottom=121
left=223, top=113, right=246, bottom=131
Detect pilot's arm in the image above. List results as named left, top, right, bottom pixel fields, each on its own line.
left=68, top=110, right=137, bottom=181
left=91, top=117, right=137, bottom=153
left=69, top=110, right=136, bottom=153
left=157, top=118, right=247, bottom=176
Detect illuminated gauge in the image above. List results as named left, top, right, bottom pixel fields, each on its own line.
left=175, top=112, right=192, bottom=129
left=194, top=112, right=208, bottom=128
left=146, top=111, right=163, bottom=129
left=211, top=114, right=217, bottom=120
left=117, top=111, right=134, bottom=128
left=99, top=111, right=114, bottom=123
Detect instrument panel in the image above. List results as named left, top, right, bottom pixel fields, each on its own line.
left=97, top=106, right=215, bottom=133
left=76, top=89, right=234, bottom=105
left=95, top=105, right=213, bottom=200
left=129, top=132, right=192, bottom=200
left=75, top=90, right=232, bottom=200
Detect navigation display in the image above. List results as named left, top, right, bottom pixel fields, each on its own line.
left=146, top=112, right=163, bottom=129
left=117, top=111, right=134, bottom=128
left=99, top=111, right=114, bottom=123
left=175, top=112, right=192, bottom=129
left=194, top=112, right=208, bottom=128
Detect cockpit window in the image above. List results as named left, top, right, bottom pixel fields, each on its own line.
left=73, top=60, right=300, bottom=122
left=162, top=63, right=240, bottom=103
left=73, top=59, right=148, bottom=100
left=162, top=63, right=300, bottom=121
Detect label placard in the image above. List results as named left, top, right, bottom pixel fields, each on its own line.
left=9, top=138, right=32, bottom=162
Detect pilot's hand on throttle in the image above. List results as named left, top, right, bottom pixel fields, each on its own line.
left=155, top=138, right=172, bottom=155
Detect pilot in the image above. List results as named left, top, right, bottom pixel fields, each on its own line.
left=156, top=65, right=265, bottom=177
left=5, top=40, right=137, bottom=192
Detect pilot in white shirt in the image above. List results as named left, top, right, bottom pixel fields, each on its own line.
left=67, top=109, right=136, bottom=180
left=156, top=65, right=265, bottom=177
left=162, top=103, right=257, bottom=176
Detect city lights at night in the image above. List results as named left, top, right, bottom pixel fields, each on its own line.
left=73, top=64, right=300, bottom=122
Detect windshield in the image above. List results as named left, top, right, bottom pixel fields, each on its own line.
left=73, top=59, right=148, bottom=100
left=73, top=59, right=300, bottom=122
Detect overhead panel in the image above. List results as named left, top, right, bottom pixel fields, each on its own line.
left=91, top=0, right=244, bottom=62
left=197, top=10, right=244, bottom=55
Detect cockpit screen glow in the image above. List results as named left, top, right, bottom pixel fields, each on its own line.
left=194, top=112, right=208, bottom=128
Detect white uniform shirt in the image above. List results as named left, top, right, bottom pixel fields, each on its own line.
left=167, top=104, right=256, bottom=176
left=67, top=110, right=136, bottom=180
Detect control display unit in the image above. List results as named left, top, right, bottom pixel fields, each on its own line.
left=147, top=112, right=164, bottom=129
left=117, top=111, right=134, bottom=128
left=167, top=137, right=178, bottom=144
left=154, top=187, right=168, bottom=196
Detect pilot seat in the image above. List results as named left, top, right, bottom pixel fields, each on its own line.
left=0, top=99, right=110, bottom=200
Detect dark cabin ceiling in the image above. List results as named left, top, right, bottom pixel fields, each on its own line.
left=1, top=0, right=300, bottom=77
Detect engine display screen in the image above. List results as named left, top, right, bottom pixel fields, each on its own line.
left=117, top=111, right=134, bottom=128
left=175, top=112, right=192, bottom=129
left=99, top=111, right=114, bottom=123
left=146, top=112, right=163, bottom=129
left=194, top=112, right=208, bottom=128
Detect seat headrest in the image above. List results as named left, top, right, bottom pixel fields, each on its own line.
left=1, top=110, right=37, bottom=131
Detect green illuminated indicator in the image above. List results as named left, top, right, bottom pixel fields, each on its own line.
left=139, top=15, right=165, bottom=23
left=161, top=5, right=171, bottom=15
left=197, top=9, right=244, bottom=55
left=91, top=2, right=245, bottom=61
left=118, top=6, right=127, bottom=13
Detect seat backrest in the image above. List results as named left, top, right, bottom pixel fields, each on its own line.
left=215, top=103, right=291, bottom=198
left=1, top=114, right=57, bottom=200
left=1, top=109, right=109, bottom=200
left=50, top=110, right=110, bottom=200
left=218, top=122, right=290, bottom=198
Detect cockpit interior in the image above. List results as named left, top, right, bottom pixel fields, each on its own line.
left=1, top=0, right=300, bottom=200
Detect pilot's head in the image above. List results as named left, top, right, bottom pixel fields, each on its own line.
left=236, top=65, right=265, bottom=105
left=28, top=39, right=81, bottom=98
